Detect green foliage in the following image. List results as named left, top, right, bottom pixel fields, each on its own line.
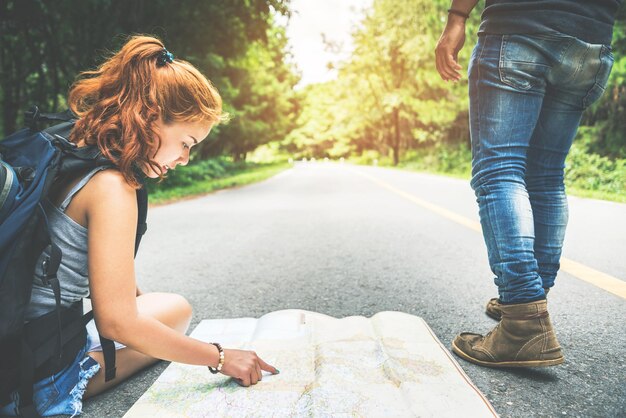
left=349, top=150, right=387, bottom=166
left=401, top=144, right=472, bottom=177
left=350, top=139, right=626, bottom=202
left=0, top=0, right=296, bottom=162
left=565, top=143, right=626, bottom=198
left=146, top=158, right=241, bottom=191
left=247, top=141, right=291, bottom=163
left=358, top=140, right=625, bottom=202
left=282, top=0, right=479, bottom=165
left=147, top=161, right=290, bottom=205
left=282, top=81, right=349, bottom=159
left=204, top=23, right=300, bottom=162
left=145, top=155, right=292, bottom=198
left=286, top=0, right=624, bottom=202
left=3, top=0, right=625, bottom=203
left=580, top=8, right=626, bottom=158
left=370, top=142, right=472, bottom=178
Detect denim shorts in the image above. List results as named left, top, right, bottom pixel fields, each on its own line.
left=0, top=337, right=101, bottom=417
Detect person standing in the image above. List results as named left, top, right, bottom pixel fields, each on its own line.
left=435, top=0, right=623, bottom=367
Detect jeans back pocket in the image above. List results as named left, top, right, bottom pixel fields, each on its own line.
left=582, top=45, right=614, bottom=108
left=499, top=35, right=551, bottom=92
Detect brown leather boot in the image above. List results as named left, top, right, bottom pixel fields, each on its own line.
left=453, top=299, right=564, bottom=367
left=486, top=288, right=550, bottom=320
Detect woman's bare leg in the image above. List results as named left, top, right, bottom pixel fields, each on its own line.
left=84, top=292, right=193, bottom=398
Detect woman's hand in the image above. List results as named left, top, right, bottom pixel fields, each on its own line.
left=219, top=349, right=279, bottom=387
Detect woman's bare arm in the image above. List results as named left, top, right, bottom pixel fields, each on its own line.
left=83, top=170, right=276, bottom=386
left=84, top=170, right=222, bottom=366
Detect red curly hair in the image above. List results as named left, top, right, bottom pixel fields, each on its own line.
left=68, top=35, right=226, bottom=188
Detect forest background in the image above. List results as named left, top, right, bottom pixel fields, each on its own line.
left=1, top=0, right=624, bottom=202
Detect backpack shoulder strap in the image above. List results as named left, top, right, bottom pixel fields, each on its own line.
left=135, top=187, right=148, bottom=256
left=26, top=107, right=76, bottom=131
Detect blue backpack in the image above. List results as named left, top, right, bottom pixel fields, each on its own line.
left=0, top=108, right=148, bottom=417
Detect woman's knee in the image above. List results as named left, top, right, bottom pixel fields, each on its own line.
left=137, top=292, right=193, bottom=332
left=171, top=293, right=193, bottom=322
left=161, top=292, right=193, bottom=330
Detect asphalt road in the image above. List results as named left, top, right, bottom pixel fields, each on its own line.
left=83, top=162, right=626, bottom=418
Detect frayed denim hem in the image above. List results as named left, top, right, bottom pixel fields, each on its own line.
left=69, top=356, right=101, bottom=417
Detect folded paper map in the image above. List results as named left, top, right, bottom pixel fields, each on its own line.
left=124, top=310, right=497, bottom=417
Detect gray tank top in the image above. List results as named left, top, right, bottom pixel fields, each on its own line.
left=26, top=166, right=110, bottom=320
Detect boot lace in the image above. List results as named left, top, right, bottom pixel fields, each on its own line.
left=485, top=323, right=500, bottom=339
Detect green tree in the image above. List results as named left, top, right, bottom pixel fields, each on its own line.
left=203, top=23, right=300, bottom=161
left=282, top=80, right=353, bottom=159
left=284, top=0, right=480, bottom=165
left=581, top=8, right=626, bottom=158
left=0, top=0, right=291, bottom=136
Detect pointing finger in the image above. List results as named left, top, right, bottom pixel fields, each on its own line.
left=258, top=357, right=279, bottom=375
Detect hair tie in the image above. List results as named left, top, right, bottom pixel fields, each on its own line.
left=156, top=48, right=175, bottom=67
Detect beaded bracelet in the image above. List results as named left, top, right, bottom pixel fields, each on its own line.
left=208, top=342, right=224, bottom=374
left=447, top=8, right=470, bottom=19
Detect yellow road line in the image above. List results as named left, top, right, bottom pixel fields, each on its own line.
left=352, top=169, right=626, bottom=301
left=559, top=259, right=626, bottom=300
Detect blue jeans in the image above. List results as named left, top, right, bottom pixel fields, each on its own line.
left=469, top=33, right=614, bottom=304
left=0, top=338, right=100, bottom=417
